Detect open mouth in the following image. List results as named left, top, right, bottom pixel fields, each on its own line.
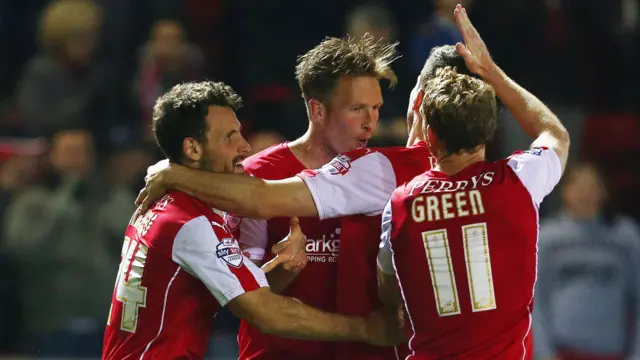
left=233, top=157, right=246, bottom=170
left=357, top=139, right=369, bottom=148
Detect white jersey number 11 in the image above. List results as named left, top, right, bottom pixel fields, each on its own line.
left=422, top=222, right=496, bottom=316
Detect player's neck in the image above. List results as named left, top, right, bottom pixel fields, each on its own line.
left=288, top=130, right=337, bottom=169
left=433, top=149, right=485, bottom=176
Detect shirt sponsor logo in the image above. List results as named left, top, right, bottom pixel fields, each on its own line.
left=216, top=238, right=244, bottom=268
left=305, top=228, right=340, bottom=263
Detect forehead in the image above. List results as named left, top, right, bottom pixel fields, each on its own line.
left=205, top=106, right=239, bottom=132
left=330, top=75, right=382, bottom=104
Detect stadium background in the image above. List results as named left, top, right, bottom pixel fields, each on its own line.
left=0, top=0, right=639, bottom=358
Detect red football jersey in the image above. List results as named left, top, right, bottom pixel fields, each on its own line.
left=378, top=147, right=563, bottom=360
left=296, top=141, right=433, bottom=360
left=103, top=191, right=268, bottom=360
left=228, top=143, right=342, bottom=360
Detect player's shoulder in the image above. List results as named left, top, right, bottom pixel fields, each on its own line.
left=380, top=142, right=433, bottom=180
left=139, top=191, right=217, bottom=243
left=153, top=191, right=209, bottom=220
left=242, top=142, right=295, bottom=176
left=503, top=146, right=560, bottom=168
left=316, top=146, right=396, bottom=178
left=499, top=147, right=563, bottom=197
left=393, top=172, right=430, bottom=198
left=377, top=141, right=430, bottom=157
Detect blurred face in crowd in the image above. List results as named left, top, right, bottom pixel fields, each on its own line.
left=184, top=106, right=251, bottom=175
left=49, top=130, right=94, bottom=179
left=319, top=75, right=382, bottom=155
left=150, top=20, right=187, bottom=71
left=350, top=26, right=393, bottom=44
left=109, top=148, right=153, bottom=187
left=63, top=29, right=98, bottom=66
left=561, top=165, right=606, bottom=220
left=248, top=131, right=285, bottom=156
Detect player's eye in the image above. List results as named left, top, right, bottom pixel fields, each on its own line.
left=225, top=130, right=238, bottom=140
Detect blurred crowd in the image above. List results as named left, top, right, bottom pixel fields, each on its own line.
left=0, top=0, right=639, bottom=358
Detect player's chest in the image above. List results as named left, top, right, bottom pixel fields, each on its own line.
left=267, top=217, right=342, bottom=264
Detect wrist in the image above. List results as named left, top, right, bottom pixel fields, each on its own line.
left=163, top=164, right=186, bottom=188
left=483, top=64, right=507, bottom=86
left=352, top=316, right=369, bottom=342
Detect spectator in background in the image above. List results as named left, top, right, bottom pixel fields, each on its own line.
left=98, top=143, right=154, bottom=254
left=409, top=0, right=470, bottom=74
left=15, top=0, right=105, bottom=138
left=534, top=163, right=640, bottom=360
left=134, top=19, right=205, bottom=140
left=1, top=125, right=119, bottom=357
left=247, top=130, right=285, bottom=156
left=346, top=1, right=397, bottom=43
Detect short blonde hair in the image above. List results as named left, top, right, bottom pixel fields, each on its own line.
left=295, top=34, right=398, bottom=103
left=420, top=66, right=497, bottom=154
left=39, top=0, right=102, bottom=50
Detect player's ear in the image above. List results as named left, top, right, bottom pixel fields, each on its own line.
left=183, top=137, right=203, bottom=162
left=307, top=98, right=327, bottom=125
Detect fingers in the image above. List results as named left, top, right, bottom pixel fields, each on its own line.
left=135, top=189, right=147, bottom=206
left=282, top=252, right=308, bottom=272
left=289, top=217, right=300, bottom=231
left=271, top=238, right=291, bottom=254
left=140, top=195, right=152, bottom=214
left=261, top=255, right=283, bottom=273
left=454, top=5, right=472, bottom=42
left=454, top=5, right=482, bottom=46
left=455, top=42, right=471, bottom=58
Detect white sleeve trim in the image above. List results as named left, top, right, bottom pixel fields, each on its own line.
left=235, top=218, right=268, bottom=261
left=298, top=152, right=397, bottom=220
left=377, top=199, right=396, bottom=275
left=300, top=174, right=329, bottom=220
left=507, top=147, right=562, bottom=206
left=242, top=247, right=266, bottom=262
left=146, top=159, right=170, bottom=178
left=171, top=216, right=268, bottom=306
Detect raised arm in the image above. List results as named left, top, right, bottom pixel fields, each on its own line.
left=453, top=4, right=570, bottom=171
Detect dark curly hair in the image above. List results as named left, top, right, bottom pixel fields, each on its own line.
left=421, top=67, right=497, bottom=155
left=152, top=81, right=242, bottom=163
left=419, top=45, right=477, bottom=89
left=295, top=33, right=399, bottom=105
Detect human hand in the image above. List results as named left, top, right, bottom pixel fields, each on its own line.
left=261, top=217, right=308, bottom=273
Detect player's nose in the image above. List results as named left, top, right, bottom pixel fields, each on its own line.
left=363, top=108, right=379, bottom=132
left=239, top=135, right=251, bottom=155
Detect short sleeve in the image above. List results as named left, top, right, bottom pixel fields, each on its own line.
left=171, top=216, right=269, bottom=307
left=377, top=199, right=395, bottom=275
left=147, top=159, right=170, bottom=178
left=229, top=215, right=268, bottom=261
left=507, top=147, right=562, bottom=206
left=296, top=150, right=397, bottom=220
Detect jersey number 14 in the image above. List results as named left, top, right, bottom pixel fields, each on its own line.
left=422, top=222, right=497, bottom=316
left=107, top=236, right=148, bottom=333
